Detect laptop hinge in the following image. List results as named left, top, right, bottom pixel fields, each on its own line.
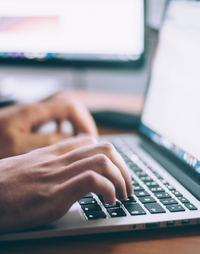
left=140, top=138, right=200, bottom=201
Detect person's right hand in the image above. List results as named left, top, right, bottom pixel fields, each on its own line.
left=0, top=135, right=133, bottom=233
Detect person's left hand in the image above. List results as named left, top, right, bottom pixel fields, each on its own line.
left=0, top=90, right=98, bottom=158
left=0, top=134, right=133, bottom=233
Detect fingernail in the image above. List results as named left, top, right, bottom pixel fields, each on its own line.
left=129, top=187, right=134, bottom=196
left=107, top=199, right=116, bottom=206
left=110, top=201, right=116, bottom=206
left=119, top=194, right=128, bottom=201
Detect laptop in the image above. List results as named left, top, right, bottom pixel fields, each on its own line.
left=1, top=0, right=200, bottom=241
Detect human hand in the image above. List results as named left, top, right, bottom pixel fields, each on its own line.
left=0, top=90, right=98, bottom=158
left=0, top=135, right=133, bottom=233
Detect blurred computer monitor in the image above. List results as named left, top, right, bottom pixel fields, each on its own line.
left=0, top=0, right=144, bottom=67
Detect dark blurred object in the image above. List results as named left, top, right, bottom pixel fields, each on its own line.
left=0, top=100, right=16, bottom=108
left=92, top=111, right=141, bottom=130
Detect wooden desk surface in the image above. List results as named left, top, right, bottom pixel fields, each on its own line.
left=1, top=127, right=200, bottom=254
left=2, top=225, right=200, bottom=254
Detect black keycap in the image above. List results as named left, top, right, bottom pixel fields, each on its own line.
left=178, top=197, right=190, bottom=203
left=149, top=187, right=165, bottom=193
left=128, top=162, right=138, bottom=167
left=124, top=203, right=146, bottom=216
left=185, top=203, right=198, bottom=210
left=85, top=211, right=107, bottom=220
left=122, top=148, right=130, bottom=154
left=133, top=185, right=144, bottom=191
left=146, top=181, right=159, bottom=187
left=97, top=195, right=104, bottom=202
left=160, top=198, right=178, bottom=205
left=140, top=176, right=153, bottom=182
left=154, top=193, right=171, bottom=199
left=171, top=190, right=183, bottom=197
left=139, top=197, right=156, bottom=204
left=165, top=185, right=175, bottom=191
left=102, top=201, right=120, bottom=208
left=118, top=151, right=124, bottom=156
left=107, top=208, right=127, bottom=217
left=152, top=172, right=161, bottom=178
left=133, top=168, right=143, bottom=173
left=121, top=196, right=136, bottom=204
left=134, top=191, right=150, bottom=197
left=83, top=193, right=93, bottom=198
left=120, top=153, right=126, bottom=159
left=131, top=166, right=142, bottom=172
left=79, top=198, right=97, bottom=205
left=124, top=157, right=131, bottom=163
left=132, top=179, right=139, bottom=186
left=81, top=204, right=102, bottom=212
left=166, top=204, right=185, bottom=212
left=160, top=179, right=169, bottom=185
left=127, top=161, right=136, bottom=167
left=145, top=203, right=166, bottom=214
left=136, top=172, right=148, bottom=177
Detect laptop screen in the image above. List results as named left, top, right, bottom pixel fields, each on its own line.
left=140, top=1, right=200, bottom=175
left=0, top=0, right=144, bottom=63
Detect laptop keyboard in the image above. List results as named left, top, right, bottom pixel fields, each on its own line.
left=78, top=138, right=198, bottom=220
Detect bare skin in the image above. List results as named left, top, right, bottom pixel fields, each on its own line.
left=0, top=90, right=98, bottom=158
left=0, top=135, right=133, bottom=233
left=0, top=90, right=133, bottom=233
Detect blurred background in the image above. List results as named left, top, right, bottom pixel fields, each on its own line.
left=0, top=0, right=167, bottom=129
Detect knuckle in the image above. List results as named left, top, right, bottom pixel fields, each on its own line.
left=80, top=134, right=97, bottom=144
left=100, top=141, right=115, bottom=154
left=63, top=93, right=78, bottom=108
left=20, top=103, right=35, bottom=115
left=19, top=103, right=43, bottom=119
left=95, top=154, right=109, bottom=168
left=39, top=158, right=57, bottom=170
left=84, top=170, right=98, bottom=185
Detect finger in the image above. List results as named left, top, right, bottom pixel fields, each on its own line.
left=66, top=99, right=98, bottom=137
left=49, top=134, right=98, bottom=156
left=20, top=133, right=97, bottom=154
left=20, top=133, right=69, bottom=152
left=60, top=142, right=133, bottom=196
left=56, top=170, right=116, bottom=207
left=51, top=154, right=127, bottom=201
left=20, top=92, right=98, bottom=137
left=41, top=91, right=98, bottom=137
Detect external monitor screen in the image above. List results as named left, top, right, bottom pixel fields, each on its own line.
left=0, top=0, right=144, bottom=63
